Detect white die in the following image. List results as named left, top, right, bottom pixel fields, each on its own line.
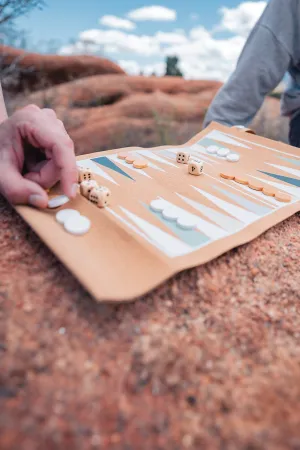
left=78, top=167, right=94, bottom=183
left=89, top=186, right=111, bottom=208
left=80, top=180, right=98, bottom=198
left=176, top=151, right=190, bottom=164
left=188, top=159, right=204, bottom=176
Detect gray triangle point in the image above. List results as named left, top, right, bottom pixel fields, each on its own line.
left=92, top=156, right=135, bottom=181
left=258, top=170, right=300, bottom=188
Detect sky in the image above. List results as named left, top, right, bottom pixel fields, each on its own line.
left=15, top=0, right=268, bottom=81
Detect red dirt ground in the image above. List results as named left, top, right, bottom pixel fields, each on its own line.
left=1, top=196, right=300, bottom=450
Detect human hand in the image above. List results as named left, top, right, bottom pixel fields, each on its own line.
left=0, top=104, right=78, bottom=208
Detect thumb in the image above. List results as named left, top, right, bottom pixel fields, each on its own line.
left=0, top=164, right=48, bottom=208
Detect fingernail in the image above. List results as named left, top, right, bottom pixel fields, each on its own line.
left=71, top=183, right=78, bottom=198
left=29, top=194, right=45, bottom=208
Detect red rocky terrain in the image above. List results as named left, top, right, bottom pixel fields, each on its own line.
left=11, top=64, right=286, bottom=154
left=0, top=45, right=125, bottom=92
left=16, top=74, right=225, bottom=153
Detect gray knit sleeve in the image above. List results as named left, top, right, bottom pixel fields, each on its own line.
left=203, top=24, right=291, bottom=128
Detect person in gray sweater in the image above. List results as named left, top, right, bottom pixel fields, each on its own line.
left=203, top=0, right=300, bottom=147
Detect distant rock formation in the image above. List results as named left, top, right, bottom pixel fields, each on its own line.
left=0, top=45, right=125, bottom=92
left=8, top=47, right=285, bottom=153
left=20, top=75, right=223, bottom=153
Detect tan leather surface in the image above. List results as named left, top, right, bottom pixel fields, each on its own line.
left=15, top=123, right=300, bottom=302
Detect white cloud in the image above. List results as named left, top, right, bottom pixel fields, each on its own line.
left=77, top=29, right=187, bottom=56
left=118, top=60, right=141, bottom=75
left=103, top=45, right=119, bottom=54
left=127, top=5, right=176, bottom=22
left=189, top=26, right=212, bottom=42
left=118, top=60, right=165, bottom=76
left=58, top=1, right=267, bottom=81
left=155, top=31, right=188, bottom=45
left=164, top=30, right=246, bottom=80
left=217, top=1, right=267, bottom=37
left=99, top=15, right=136, bottom=30
left=80, top=29, right=160, bottom=56
left=59, top=41, right=99, bottom=55
left=143, top=62, right=165, bottom=76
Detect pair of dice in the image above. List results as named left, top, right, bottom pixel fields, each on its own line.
left=176, top=151, right=204, bottom=176
left=78, top=167, right=111, bottom=208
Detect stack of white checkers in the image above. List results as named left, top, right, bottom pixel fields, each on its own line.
left=206, top=145, right=240, bottom=162
left=150, top=199, right=198, bottom=230
left=56, top=209, right=91, bottom=236
left=47, top=195, right=90, bottom=235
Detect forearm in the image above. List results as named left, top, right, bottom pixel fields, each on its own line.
left=0, top=83, right=8, bottom=123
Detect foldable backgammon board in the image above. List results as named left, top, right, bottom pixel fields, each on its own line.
left=16, top=123, right=300, bottom=302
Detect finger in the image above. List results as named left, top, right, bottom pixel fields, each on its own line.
left=51, top=141, right=78, bottom=199
left=24, top=159, right=60, bottom=189
left=42, top=108, right=57, bottom=119
left=42, top=110, right=69, bottom=137
left=21, top=104, right=40, bottom=114
left=0, top=163, right=48, bottom=208
left=43, top=136, right=77, bottom=198
left=57, top=119, right=69, bottom=134
left=42, top=109, right=68, bottom=138
left=25, top=158, right=47, bottom=174
left=16, top=113, right=78, bottom=198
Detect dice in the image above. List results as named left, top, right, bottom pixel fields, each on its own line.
left=78, top=167, right=94, bottom=183
left=176, top=151, right=190, bottom=164
left=80, top=180, right=98, bottom=198
left=89, top=186, right=111, bottom=208
left=188, top=159, right=204, bottom=176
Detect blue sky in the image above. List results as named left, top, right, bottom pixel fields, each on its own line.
left=15, top=1, right=268, bottom=80
left=17, top=0, right=243, bottom=44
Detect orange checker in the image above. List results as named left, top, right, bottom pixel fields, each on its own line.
left=118, top=152, right=129, bottom=160
left=275, top=192, right=291, bottom=203
left=125, top=155, right=136, bottom=164
left=262, top=187, right=276, bottom=197
left=133, top=159, right=148, bottom=169
left=234, top=175, right=249, bottom=185
left=248, top=181, right=263, bottom=191
left=220, top=172, right=235, bottom=180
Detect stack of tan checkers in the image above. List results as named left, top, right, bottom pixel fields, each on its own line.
left=118, top=152, right=148, bottom=169
left=220, top=172, right=292, bottom=202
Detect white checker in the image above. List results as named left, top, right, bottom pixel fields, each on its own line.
left=150, top=199, right=166, bottom=212
left=206, top=145, right=219, bottom=154
left=64, top=215, right=91, bottom=236
left=227, top=153, right=240, bottom=162
left=177, top=216, right=198, bottom=230
left=48, top=195, right=70, bottom=209
left=162, top=208, right=179, bottom=221
left=217, top=148, right=230, bottom=157
left=56, top=209, right=80, bottom=225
